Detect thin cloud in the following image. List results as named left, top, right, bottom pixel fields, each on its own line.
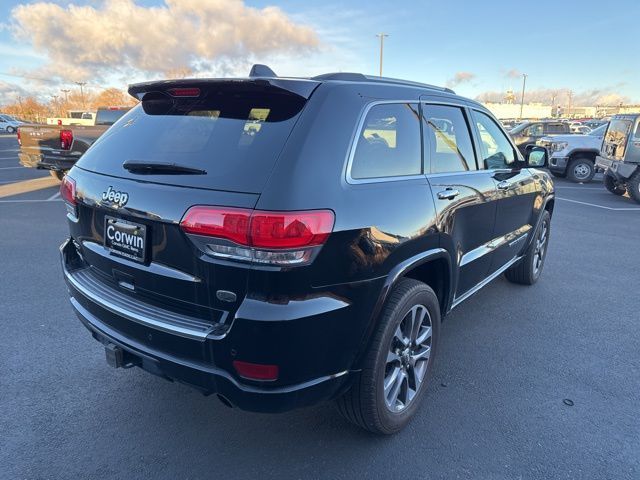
left=446, top=71, right=475, bottom=87
left=505, top=69, right=522, bottom=79
left=9, top=0, right=320, bottom=82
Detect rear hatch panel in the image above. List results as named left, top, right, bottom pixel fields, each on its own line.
left=68, top=167, right=259, bottom=326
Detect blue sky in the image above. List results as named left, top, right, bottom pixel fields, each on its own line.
left=0, top=0, right=638, bottom=105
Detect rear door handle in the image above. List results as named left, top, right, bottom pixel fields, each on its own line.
left=496, top=180, right=511, bottom=191
left=437, top=189, right=460, bottom=200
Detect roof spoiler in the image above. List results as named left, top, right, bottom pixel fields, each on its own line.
left=128, top=77, right=319, bottom=101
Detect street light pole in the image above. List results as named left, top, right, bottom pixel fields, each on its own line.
left=75, top=81, right=87, bottom=108
left=376, top=33, right=389, bottom=77
left=567, top=90, right=573, bottom=118
left=519, top=73, right=528, bottom=120
left=61, top=89, right=70, bottom=104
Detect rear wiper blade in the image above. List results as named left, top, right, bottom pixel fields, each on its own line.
left=123, top=161, right=206, bottom=175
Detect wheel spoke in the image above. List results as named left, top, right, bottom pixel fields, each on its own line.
left=412, top=345, right=431, bottom=362
left=415, top=325, right=432, bottom=346
left=410, top=306, right=427, bottom=343
left=394, top=324, right=409, bottom=347
left=386, top=369, right=405, bottom=407
left=384, top=365, right=401, bottom=392
left=386, top=349, right=400, bottom=364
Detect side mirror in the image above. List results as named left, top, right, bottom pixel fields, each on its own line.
left=526, top=146, right=547, bottom=168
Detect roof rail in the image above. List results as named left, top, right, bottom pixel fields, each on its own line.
left=249, top=64, right=277, bottom=78
left=311, top=72, right=455, bottom=94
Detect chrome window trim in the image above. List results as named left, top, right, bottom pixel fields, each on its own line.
left=344, top=100, right=424, bottom=185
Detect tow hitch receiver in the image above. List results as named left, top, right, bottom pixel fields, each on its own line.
left=104, top=343, right=139, bottom=369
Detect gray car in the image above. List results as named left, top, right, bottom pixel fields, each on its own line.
left=0, top=114, right=22, bottom=133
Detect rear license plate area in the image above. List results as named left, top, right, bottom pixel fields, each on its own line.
left=104, top=216, right=147, bottom=263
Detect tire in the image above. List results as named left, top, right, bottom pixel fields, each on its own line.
left=550, top=170, right=567, bottom=179
left=336, top=278, right=440, bottom=434
left=50, top=170, right=65, bottom=181
left=505, top=210, right=551, bottom=285
left=604, top=172, right=626, bottom=196
left=626, top=170, right=640, bottom=203
left=6, top=126, right=15, bottom=134
left=566, top=157, right=595, bottom=183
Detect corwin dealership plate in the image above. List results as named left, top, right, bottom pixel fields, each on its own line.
left=104, top=216, right=147, bottom=263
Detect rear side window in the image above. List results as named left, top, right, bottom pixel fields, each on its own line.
left=422, top=104, right=476, bottom=173
left=604, top=119, right=632, bottom=159
left=350, top=103, right=421, bottom=179
left=76, top=86, right=307, bottom=193
left=524, top=124, right=543, bottom=136
left=635, top=122, right=640, bottom=139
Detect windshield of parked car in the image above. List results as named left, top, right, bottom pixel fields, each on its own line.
left=589, top=125, right=607, bottom=136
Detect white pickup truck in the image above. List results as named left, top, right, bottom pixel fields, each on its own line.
left=536, top=123, right=607, bottom=182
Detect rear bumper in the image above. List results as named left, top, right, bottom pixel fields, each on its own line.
left=71, top=298, right=350, bottom=412
left=595, top=156, right=637, bottom=179
left=60, top=239, right=371, bottom=412
left=19, top=152, right=78, bottom=171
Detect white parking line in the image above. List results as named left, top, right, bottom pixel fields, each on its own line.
left=46, top=192, right=60, bottom=201
left=555, top=186, right=604, bottom=190
left=557, top=197, right=640, bottom=211
left=0, top=166, right=23, bottom=170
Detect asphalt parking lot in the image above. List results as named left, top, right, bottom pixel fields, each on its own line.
left=1, top=133, right=638, bottom=479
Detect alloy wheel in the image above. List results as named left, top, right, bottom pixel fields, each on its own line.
left=383, top=304, right=432, bottom=412
left=533, top=219, right=549, bottom=276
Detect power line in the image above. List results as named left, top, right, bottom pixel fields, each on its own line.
left=0, top=71, right=60, bottom=84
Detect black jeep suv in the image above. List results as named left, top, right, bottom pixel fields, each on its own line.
left=60, top=66, right=554, bottom=434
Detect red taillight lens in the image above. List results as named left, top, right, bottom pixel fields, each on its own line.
left=167, top=87, right=201, bottom=97
left=60, top=176, right=76, bottom=205
left=233, top=361, right=279, bottom=381
left=60, top=129, right=73, bottom=150
left=180, top=207, right=334, bottom=265
left=250, top=211, right=334, bottom=249
left=16, top=127, right=21, bottom=145
left=180, top=206, right=251, bottom=245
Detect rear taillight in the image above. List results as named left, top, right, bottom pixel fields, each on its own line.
left=16, top=127, right=21, bottom=145
left=180, top=206, right=334, bottom=266
left=60, top=129, right=73, bottom=150
left=60, top=176, right=77, bottom=217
